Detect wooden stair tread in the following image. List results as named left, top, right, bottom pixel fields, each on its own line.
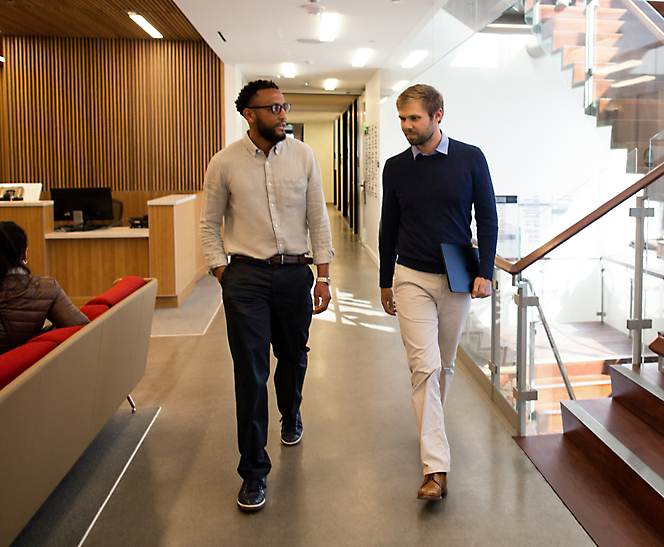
left=516, top=434, right=664, bottom=547
left=552, top=31, right=622, bottom=50
left=535, top=373, right=612, bottom=387
left=640, top=363, right=664, bottom=390
left=610, top=365, right=664, bottom=436
left=540, top=5, right=629, bottom=20
left=575, top=398, right=664, bottom=477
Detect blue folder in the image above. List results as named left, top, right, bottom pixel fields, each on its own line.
left=440, top=243, right=480, bottom=293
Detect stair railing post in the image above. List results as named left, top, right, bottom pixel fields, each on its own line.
left=584, top=0, right=597, bottom=115
left=489, top=267, right=501, bottom=397
left=514, top=276, right=538, bottom=436
left=629, top=194, right=654, bottom=366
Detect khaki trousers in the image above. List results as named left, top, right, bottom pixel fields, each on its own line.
left=393, top=264, right=471, bottom=475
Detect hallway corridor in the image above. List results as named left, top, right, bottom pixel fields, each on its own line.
left=82, top=208, right=594, bottom=547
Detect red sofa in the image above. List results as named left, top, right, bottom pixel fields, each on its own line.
left=0, top=276, right=158, bottom=547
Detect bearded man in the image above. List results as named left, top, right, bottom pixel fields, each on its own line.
left=200, top=80, right=333, bottom=512
left=379, top=84, right=498, bottom=501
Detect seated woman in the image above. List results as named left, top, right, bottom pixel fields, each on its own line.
left=0, top=221, right=89, bottom=354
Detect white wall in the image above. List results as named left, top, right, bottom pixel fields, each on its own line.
left=371, top=32, right=631, bottom=323
left=362, top=70, right=383, bottom=266
left=304, top=122, right=335, bottom=203
left=223, top=63, right=248, bottom=147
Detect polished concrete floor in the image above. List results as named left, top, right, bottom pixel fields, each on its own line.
left=84, top=208, right=594, bottom=547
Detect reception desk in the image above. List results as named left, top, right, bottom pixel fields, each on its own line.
left=45, top=228, right=150, bottom=307
left=1, top=194, right=205, bottom=308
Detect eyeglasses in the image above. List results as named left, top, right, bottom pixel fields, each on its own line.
left=247, top=103, right=291, bottom=114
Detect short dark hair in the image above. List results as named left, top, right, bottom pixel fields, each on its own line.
left=0, top=221, right=29, bottom=285
left=396, top=84, right=444, bottom=120
left=235, top=80, right=280, bottom=114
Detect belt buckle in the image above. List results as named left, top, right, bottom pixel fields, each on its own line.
left=280, top=254, right=285, bottom=265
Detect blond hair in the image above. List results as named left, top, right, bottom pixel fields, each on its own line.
left=396, top=84, right=444, bottom=120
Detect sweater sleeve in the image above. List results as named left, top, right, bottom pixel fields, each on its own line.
left=472, top=149, right=499, bottom=280
left=379, top=159, right=400, bottom=288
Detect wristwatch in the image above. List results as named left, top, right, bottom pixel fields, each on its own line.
left=316, top=276, right=331, bottom=285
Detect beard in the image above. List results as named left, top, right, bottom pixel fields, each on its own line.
left=404, top=126, right=436, bottom=146
left=256, top=117, right=286, bottom=144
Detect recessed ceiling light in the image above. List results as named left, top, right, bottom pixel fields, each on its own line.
left=401, top=50, right=428, bottom=69
left=392, top=80, right=409, bottom=92
left=128, top=12, right=163, bottom=39
left=352, top=48, right=373, bottom=67
left=320, top=12, right=339, bottom=42
left=324, top=78, right=338, bottom=90
left=282, top=62, right=296, bottom=78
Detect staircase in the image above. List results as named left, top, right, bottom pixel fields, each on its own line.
left=535, top=0, right=664, bottom=172
left=517, top=361, right=664, bottom=546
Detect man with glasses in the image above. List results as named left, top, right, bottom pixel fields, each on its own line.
left=200, top=80, right=334, bottom=512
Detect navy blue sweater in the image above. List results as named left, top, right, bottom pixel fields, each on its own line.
left=379, top=139, right=498, bottom=288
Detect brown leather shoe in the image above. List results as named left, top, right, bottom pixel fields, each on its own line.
left=417, top=473, right=447, bottom=500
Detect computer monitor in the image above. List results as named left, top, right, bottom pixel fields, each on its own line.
left=51, top=187, right=114, bottom=224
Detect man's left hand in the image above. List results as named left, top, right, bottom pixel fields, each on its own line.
left=313, top=281, right=331, bottom=314
left=471, top=277, right=492, bottom=299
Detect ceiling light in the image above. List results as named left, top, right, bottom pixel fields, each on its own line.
left=282, top=62, right=296, bottom=78
left=352, top=48, right=373, bottom=67
left=380, top=97, right=389, bottom=104
left=320, top=12, right=339, bottom=42
left=392, top=80, right=409, bottom=92
left=610, top=75, right=656, bottom=88
left=324, top=78, right=338, bottom=91
left=401, top=50, right=428, bottom=69
left=128, top=12, right=163, bottom=39
left=594, top=59, right=643, bottom=76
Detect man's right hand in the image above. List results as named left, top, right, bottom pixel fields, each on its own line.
left=213, top=265, right=226, bottom=284
left=381, top=287, right=397, bottom=316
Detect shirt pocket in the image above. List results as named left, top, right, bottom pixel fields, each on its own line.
left=281, top=177, right=308, bottom=207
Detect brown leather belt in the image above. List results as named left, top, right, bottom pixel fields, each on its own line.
left=231, top=254, right=313, bottom=265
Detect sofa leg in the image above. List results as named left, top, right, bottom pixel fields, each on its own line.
left=127, top=395, right=137, bottom=413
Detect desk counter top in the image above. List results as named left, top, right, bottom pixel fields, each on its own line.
left=0, top=200, right=53, bottom=207
left=147, top=194, right=196, bottom=207
left=45, top=227, right=149, bottom=240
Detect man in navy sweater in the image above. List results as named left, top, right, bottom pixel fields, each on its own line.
left=379, top=84, right=498, bottom=501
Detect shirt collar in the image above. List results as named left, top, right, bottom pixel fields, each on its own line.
left=242, top=131, right=285, bottom=157
left=411, top=129, right=449, bottom=159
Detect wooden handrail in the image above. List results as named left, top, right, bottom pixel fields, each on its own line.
left=495, top=162, right=664, bottom=275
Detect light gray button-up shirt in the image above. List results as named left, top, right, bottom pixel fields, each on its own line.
left=200, top=132, right=334, bottom=268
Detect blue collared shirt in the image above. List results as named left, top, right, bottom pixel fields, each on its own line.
left=411, top=130, right=449, bottom=159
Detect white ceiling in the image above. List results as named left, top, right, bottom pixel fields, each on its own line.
left=173, top=0, right=438, bottom=95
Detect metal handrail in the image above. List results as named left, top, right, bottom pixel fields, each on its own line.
left=523, top=278, right=576, bottom=401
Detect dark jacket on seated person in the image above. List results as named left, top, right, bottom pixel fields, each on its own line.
left=0, top=270, right=89, bottom=354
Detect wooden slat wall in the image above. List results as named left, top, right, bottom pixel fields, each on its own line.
left=0, top=36, right=224, bottom=193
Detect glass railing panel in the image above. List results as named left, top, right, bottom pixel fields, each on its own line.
left=643, top=194, right=664, bottom=358
left=649, top=130, right=664, bottom=172
left=459, top=267, right=518, bottom=416
left=513, top=199, right=647, bottom=433
left=626, top=147, right=639, bottom=173
left=463, top=185, right=655, bottom=435
left=485, top=166, right=638, bottom=261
